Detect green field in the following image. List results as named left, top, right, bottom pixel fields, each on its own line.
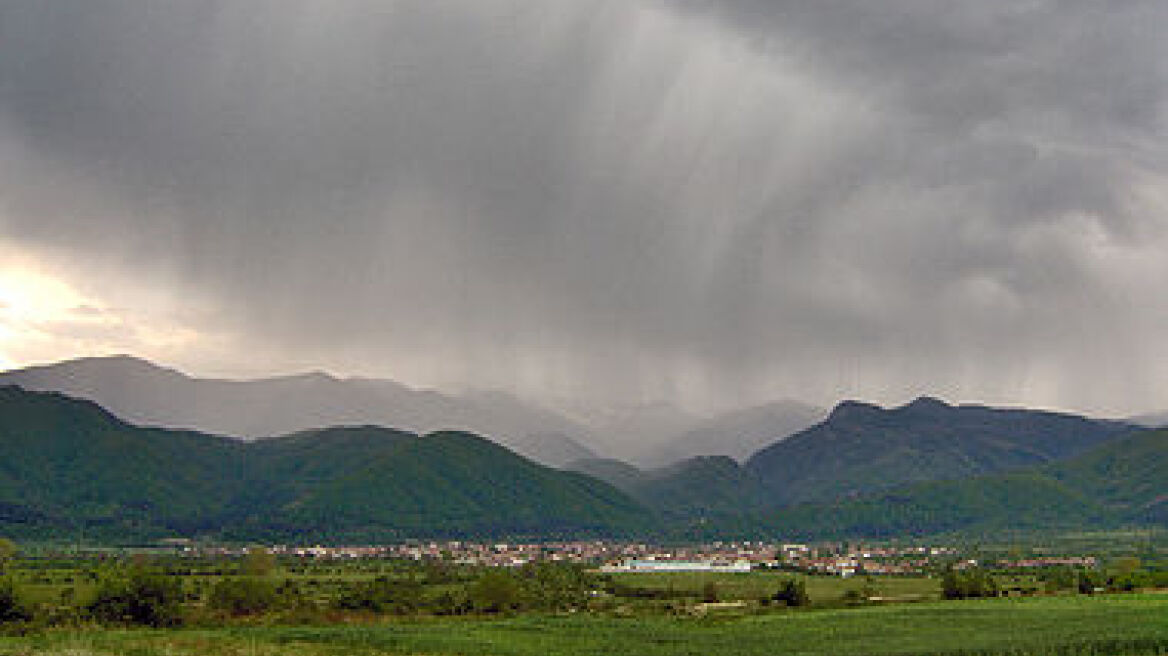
left=2, top=593, right=1165, bottom=656
left=607, top=571, right=940, bottom=603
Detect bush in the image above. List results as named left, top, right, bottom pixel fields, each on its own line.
left=1039, top=566, right=1078, bottom=592
left=513, top=563, right=598, bottom=612
left=1077, top=569, right=1106, bottom=595
left=208, top=577, right=279, bottom=616
left=429, top=590, right=472, bottom=616
left=0, top=578, right=31, bottom=623
left=942, top=568, right=999, bottom=600
left=242, top=547, right=277, bottom=577
left=770, top=577, right=810, bottom=607
left=334, top=576, right=422, bottom=614
left=701, top=581, right=719, bottom=603
left=841, top=588, right=865, bottom=605
left=0, top=538, right=16, bottom=569
left=468, top=570, right=523, bottom=614
left=87, top=572, right=185, bottom=627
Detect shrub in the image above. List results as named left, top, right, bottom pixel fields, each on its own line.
left=942, top=568, right=999, bottom=600
left=429, top=590, right=472, bottom=616
left=208, top=577, right=279, bottom=616
left=334, top=576, right=422, bottom=614
left=1077, top=569, right=1107, bottom=595
left=0, top=578, right=31, bottom=623
left=841, top=588, right=865, bottom=605
left=701, top=581, right=719, bottom=603
left=242, top=547, right=277, bottom=577
left=771, top=577, right=810, bottom=607
left=468, top=570, right=524, bottom=614
left=0, top=538, right=16, bottom=569
left=1039, top=566, right=1078, bottom=592
left=514, top=563, right=598, bottom=612
left=87, top=572, right=185, bottom=627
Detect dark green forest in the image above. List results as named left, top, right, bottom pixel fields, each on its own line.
left=0, top=386, right=1164, bottom=543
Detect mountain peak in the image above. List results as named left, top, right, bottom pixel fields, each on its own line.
left=827, top=399, right=882, bottom=421
left=901, top=396, right=951, bottom=412
left=272, top=370, right=338, bottom=384
left=8, top=354, right=190, bottom=381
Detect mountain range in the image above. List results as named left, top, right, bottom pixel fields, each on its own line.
left=744, top=396, right=1138, bottom=505
left=0, top=356, right=823, bottom=468
left=0, top=356, right=596, bottom=467
left=0, top=386, right=649, bottom=541
left=754, top=426, right=1168, bottom=539
left=569, top=396, right=1139, bottom=517
left=0, top=356, right=1162, bottom=543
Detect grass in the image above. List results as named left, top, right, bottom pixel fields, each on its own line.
left=606, top=571, right=940, bottom=603
left=1, top=592, right=1165, bottom=656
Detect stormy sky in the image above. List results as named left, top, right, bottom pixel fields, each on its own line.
left=1, top=1, right=1166, bottom=417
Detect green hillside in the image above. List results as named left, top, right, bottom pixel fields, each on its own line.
left=0, top=386, right=246, bottom=539
left=262, top=430, right=651, bottom=540
left=745, top=397, right=1136, bottom=505
left=0, top=386, right=651, bottom=541
left=608, top=397, right=1142, bottom=525
left=567, top=456, right=769, bottom=517
left=0, top=385, right=1161, bottom=543
left=1048, top=428, right=1168, bottom=520
left=752, top=428, right=1167, bottom=539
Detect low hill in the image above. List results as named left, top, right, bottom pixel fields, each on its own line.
left=0, top=386, right=650, bottom=541
left=745, top=396, right=1136, bottom=505
left=752, top=428, right=1167, bottom=539
left=567, top=456, right=766, bottom=517
left=0, top=356, right=595, bottom=466
left=632, top=456, right=766, bottom=517
left=264, top=431, right=647, bottom=540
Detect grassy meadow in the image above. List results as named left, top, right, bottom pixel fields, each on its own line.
left=607, top=570, right=940, bottom=603
left=2, top=549, right=1166, bottom=656
left=0, top=593, right=1165, bottom=656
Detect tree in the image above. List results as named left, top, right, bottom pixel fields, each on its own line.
left=942, top=568, right=999, bottom=600
left=0, top=578, right=31, bottom=623
left=334, top=576, right=422, bottom=614
left=701, top=581, right=719, bottom=603
left=771, top=577, right=809, bottom=607
left=1077, top=569, right=1106, bottom=595
left=209, top=577, right=278, bottom=616
left=0, top=538, right=16, bottom=570
left=468, top=570, right=523, bottom=614
left=1040, top=566, right=1078, bottom=593
left=87, top=571, right=185, bottom=627
left=941, top=569, right=962, bottom=599
left=861, top=575, right=881, bottom=600
left=242, top=546, right=277, bottom=577
left=514, top=562, right=595, bottom=612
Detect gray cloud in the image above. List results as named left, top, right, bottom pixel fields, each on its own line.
left=1, top=1, right=1166, bottom=415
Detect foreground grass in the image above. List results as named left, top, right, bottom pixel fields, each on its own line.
left=2, top=593, right=1166, bottom=656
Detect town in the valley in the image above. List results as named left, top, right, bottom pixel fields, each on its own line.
left=168, top=540, right=1097, bottom=577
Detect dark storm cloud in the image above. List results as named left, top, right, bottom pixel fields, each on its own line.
left=1, top=1, right=1166, bottom=414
